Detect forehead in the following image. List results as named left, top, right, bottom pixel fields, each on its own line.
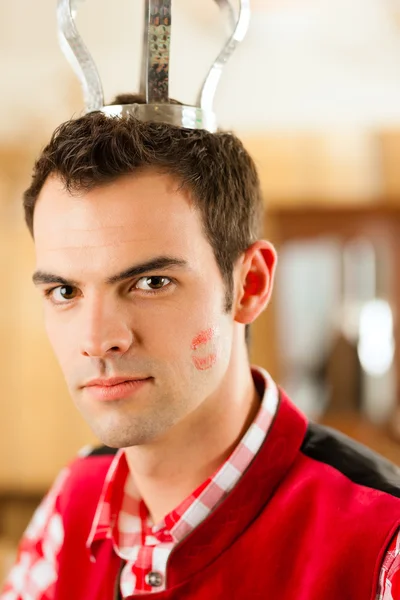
left=33, top=172, right=211, bottom=272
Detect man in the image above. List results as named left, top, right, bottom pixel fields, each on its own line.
left=1, top=95, right=400, bottom=600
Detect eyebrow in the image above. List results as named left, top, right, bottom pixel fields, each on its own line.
left=32, top=256, right=189, bottom=287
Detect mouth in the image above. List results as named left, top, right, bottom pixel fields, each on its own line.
left=83, top=377, right=152, bottom=402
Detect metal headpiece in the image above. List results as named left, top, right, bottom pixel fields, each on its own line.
left=57, top=0, right=251, bottom=133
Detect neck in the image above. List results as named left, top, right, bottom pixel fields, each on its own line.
left=124, top=334, right=261, bottom=525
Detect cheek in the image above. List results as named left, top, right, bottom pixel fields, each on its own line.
left=190, top=327, right=220, bottom=371
left=44, top=314, right=75, bottom=367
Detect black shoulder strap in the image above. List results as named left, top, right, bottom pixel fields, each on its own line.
left=301, top=421, right=400, bottom=497
left=87, top=445, right=119, bottom=457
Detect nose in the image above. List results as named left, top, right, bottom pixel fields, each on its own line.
left=80, top=296, right=134, bottom=358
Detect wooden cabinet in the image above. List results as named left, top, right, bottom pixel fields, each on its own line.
left=267, top=203, right=400, bottom=444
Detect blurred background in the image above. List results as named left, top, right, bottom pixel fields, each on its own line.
left=2, top=0, right=400, bottom=582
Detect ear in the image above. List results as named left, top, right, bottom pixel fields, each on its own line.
left=233, top=240, right=277, bottom=325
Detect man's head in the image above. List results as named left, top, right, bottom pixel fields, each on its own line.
left=26, top=96, right=276, bottom=448
left=25, top=95, right=263, bottom=308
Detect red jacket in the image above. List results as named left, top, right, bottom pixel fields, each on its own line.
left=54, top=391, right=400, bottom=599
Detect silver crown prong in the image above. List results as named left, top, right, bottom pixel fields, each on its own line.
left=199, top=0, right=251, bottom=114
left=57, top=0, right=104, bottom=112
left=140, top=0, right=172, bottom=103
left=57, top=0, right=251, bottom=132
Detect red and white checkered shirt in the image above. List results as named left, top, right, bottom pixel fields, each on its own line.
left=1, top=368, right=400, bottom=599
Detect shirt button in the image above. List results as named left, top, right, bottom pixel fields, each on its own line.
left=145, top=571, right=164, bottom=588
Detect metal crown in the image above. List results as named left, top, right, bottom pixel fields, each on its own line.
left=57, top=0, right=251, bottom=132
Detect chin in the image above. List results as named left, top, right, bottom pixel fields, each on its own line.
left=93, top=430, right=142, bottom=449
left=90, top=420, right=160, bottom=449
left=82, top=403, right=182, bottom=448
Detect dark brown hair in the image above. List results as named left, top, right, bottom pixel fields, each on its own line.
left=24, top=94, right=263, bottom=311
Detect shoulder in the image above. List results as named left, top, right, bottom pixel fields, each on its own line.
left=300, top=421, right=400, bottom=498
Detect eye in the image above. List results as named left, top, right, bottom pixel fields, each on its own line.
left=135, top=276, right=172, bottom=291
left=47, top=285, right=78, bottom=303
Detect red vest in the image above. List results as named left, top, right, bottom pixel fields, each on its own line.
left=54, top=392, right=400, bottom=599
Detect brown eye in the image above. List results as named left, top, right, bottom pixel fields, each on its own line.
left=49, top=285, right=78, bottom=303
left=136, top=276, right=171, bottom=291
left=59, top=286, right=76, bottom=299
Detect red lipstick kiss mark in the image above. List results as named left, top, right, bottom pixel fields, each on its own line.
left=191, top=327, right=214, bottom=351
left=192, top=354, right=217, bottom=371
left=191, top=327, right=218, bottom=371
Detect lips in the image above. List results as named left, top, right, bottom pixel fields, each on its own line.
left=85, top=376, right=146, bottom=387
left=83, top=377, right=152, bottom=401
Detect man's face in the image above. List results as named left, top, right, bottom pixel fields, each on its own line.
left=33, top=171, right=235, bottom=447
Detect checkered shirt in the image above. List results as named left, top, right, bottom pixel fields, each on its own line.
left=1, top=367, right=400, bottom=599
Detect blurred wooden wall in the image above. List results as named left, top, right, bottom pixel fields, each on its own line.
left=0, top=144, right=97, bottom=495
